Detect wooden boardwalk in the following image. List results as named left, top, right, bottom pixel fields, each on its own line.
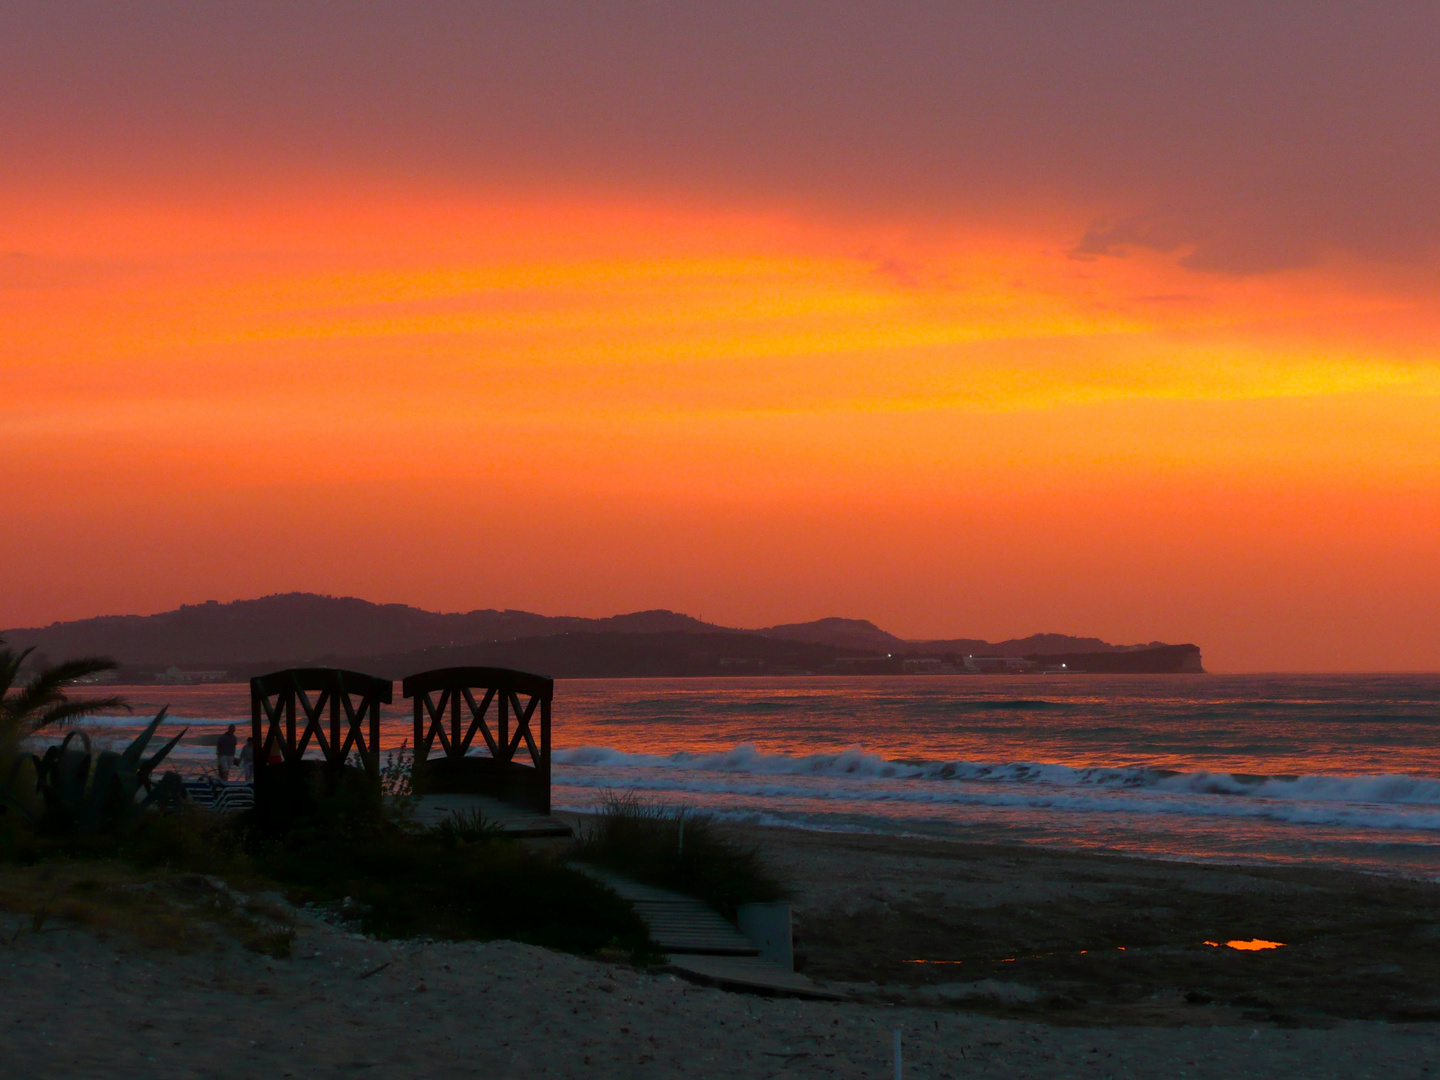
left=576, top=866, right=842, bottom=999
left=579, top=869, right=760, bottom=956
left=408, top=793, right=573, bottom=837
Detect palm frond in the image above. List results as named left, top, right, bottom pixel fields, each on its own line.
left=0, top=642, right=35, bottom=701
left=2, top=656, right=124, bottom=727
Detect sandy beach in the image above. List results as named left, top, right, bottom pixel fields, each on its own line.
left=4, top=822, right=1440, bottom=1078
left=742, top=824, right=1440, bottom=1026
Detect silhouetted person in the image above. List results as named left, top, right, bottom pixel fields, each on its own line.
left=216, top=724, right=238, bottom=782
left=239, top=736, right=255, bottom=783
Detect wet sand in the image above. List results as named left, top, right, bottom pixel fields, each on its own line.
left=3, top=823, right=1440, bottom=1078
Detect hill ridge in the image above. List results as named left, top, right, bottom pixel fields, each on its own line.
left=3, top=592, right=1198, bottom=675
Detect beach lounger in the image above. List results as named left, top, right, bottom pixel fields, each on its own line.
left=181, top=778, right=254, bottom=814
left=213, top=783, right=255, bottom=813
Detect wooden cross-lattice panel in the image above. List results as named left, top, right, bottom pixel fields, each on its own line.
left=402, top=666, right=554, bottom=812
left=250, top=668, right=393, bottom=777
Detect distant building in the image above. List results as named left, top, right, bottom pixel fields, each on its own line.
left=154, top=666, right=229, bottom=684
left=835, top=655, right=902, bottom=674
left=901, top=657, right=958, bottom=674
left=963, top=655, right=1038, bottom=674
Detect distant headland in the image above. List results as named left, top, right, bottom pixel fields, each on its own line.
left=3, top=594, right=1203, bottom=682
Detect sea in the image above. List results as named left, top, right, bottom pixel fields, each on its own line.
left=69, top=674, right=1440, bottom=879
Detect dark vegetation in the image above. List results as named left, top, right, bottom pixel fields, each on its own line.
left=1, top=637, right=125, bottom=771
left=1, top=638, right=181, bottom=835
left=0, top=642, right=655, bottom=962
left=573, top=791, right=787, bottom=919
left=1, top=791, right=656, bottom=961
left=2, top=796, right=656, bottom=960
left=248, top=803, right=653, bottom=955
left=30, top=711, right=186, bottom=833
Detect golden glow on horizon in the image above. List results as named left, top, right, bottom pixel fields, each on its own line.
left=3, top=183, right=1439, bottom=668
left=6, top=190, right=1437, bottom=481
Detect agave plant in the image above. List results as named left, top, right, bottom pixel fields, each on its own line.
left=32, top=707, right=187, bottom=833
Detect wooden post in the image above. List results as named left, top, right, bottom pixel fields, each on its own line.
left=330, top=687, right=341, bottom=767
left=499, top=683, right=510, bottom=764
left=451, top=684, right=461, bottom=760
left=368, top=694, right=379, bottom=776
left=540, top=695, right=551, bottom=815
left=412, top=689, right=425, bottom=786
left=285, top=691, right=296, bottom=763
left=251, top=685, right=263, bottom=774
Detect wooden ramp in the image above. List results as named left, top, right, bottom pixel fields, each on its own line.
left=576, top=866, right=843, bottom=1000
left=579, top=869, right=759, bottom=956
left=409, top=793, right=572, bottom=838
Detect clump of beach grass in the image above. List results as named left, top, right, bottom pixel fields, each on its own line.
left=437, top=806, right=504, bottom=842
left=573, top=790, right=787, bottom=919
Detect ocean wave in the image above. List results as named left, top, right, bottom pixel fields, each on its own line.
left=552, top=743, right=1440, bottom=807
left=952, top=699, right=1068, bottom=711
left=62, top=714, right=239, bottom=730
left=550, top=770, right=1440, bottom=833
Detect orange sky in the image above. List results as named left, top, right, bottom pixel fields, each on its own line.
left=3, top=7, right=1439, bottom=670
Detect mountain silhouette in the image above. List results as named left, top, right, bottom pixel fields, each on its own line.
left=4, top=593, right=1199, bottom=678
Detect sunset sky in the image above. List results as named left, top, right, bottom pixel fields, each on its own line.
left=3, top=4, right=1439, bottom=671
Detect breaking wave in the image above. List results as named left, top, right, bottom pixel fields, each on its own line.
left=551, top=743, right=1440, bottom=832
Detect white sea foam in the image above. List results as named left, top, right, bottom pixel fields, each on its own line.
left=557, top=770, right=1440, bottom=832
left=552, top=742, right=1440, bottom=809
left=64, top=714, right=237, bottom=730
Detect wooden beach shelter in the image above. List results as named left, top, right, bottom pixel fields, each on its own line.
left=249, top=669, right=393, bottom=816
left=402, top=666, right=554, bottom=814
